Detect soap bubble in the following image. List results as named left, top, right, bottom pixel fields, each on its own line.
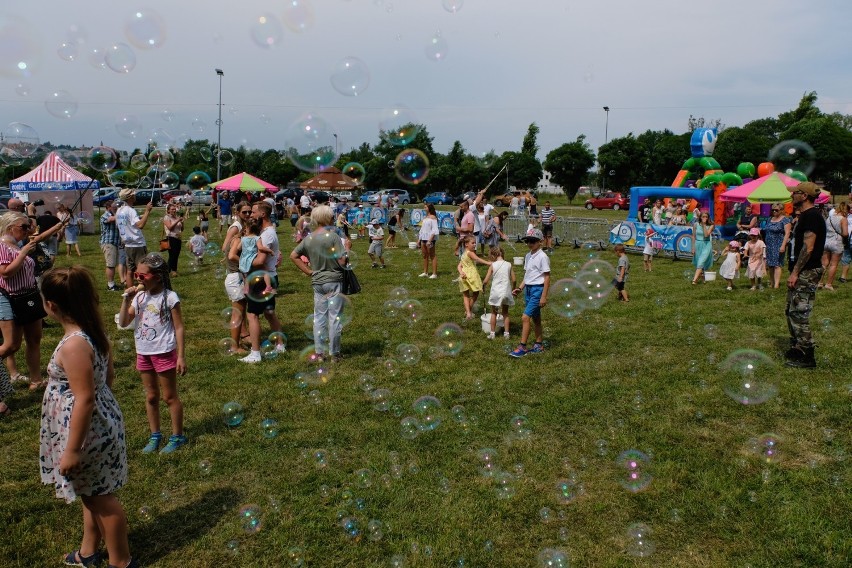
left=268, top=331, right=287, bottom=350
left=550, top=278, right=587, bottom=318
left=555, top=476, right=580, bottom=504
left=284, top=113, right=339, bottom=172
left=400, top=299, right=423, bottom=324
left=148, top=148, right=174, bottom=170
left=412, top=395, right=442, bottom=431
left=3, top=122, right=39, bottom=157
left=219, top=307, right=242, bottom=329
left=493, top=471, right=516, bottom=499
left=45, top=90, right=78, bottom=119
left=768, top=140, right=816, bottom=177
left=400, top=416, right=420, bottom=439
left=218, top=338, right=237, bottom=356
left=77, top=212, right=91, bottom=226
left=752, top=433, right=780, bottom=463
left=355, top=468, right=373, bottom=488
left=340, top=517, right=362, bottom=541
left=245, top=271, right=276, bottom=302
left=222, top=402, right=244, bottom=427
left=250, top=14, right=284, bottom=48
left=442, top=0, right=465, bottom=13
left=330, top=56, right=370, bottom=97
left=394, top=149, right=429, bottom=185
left=720, top=349, right=778, bottom=405
left=625, top=522, right=655, bottom=558
left=510, top=415, right=531, bottom=439
left=389, top=286, right=409, bottom=302
left=434, top=323, right=463, bottom=356
left=366, top=519, right=384, bottom=541
left=186, top=170, right=211, bottom=190
left=283, top=0, right=315, bottom=33
left=371, top=388, right=392, bottom=412
left=379, top=105, right=420, bottom=147
left=424, top=33, right=448, bottom=61
left=57, top=41, right=77, bottom=62
left=125, top=9, right=167, bottom=50
left=287, top=547, right=305, bottom=566
left=704, top=323, right=719, bottom=340
left=397, top=343, right=421, bottom=365
left=615, top=449, right=652, bottom=492
left=0, top=13, right=42, bottom=78
left=199, top=459, right=212, bottom=475
left=15, top=83, right=30, bottom=97
left=342, top=162, right=366, bottom=184
left=307, top=227, right=346, bottom=261
left=199, top=146, right=213, bottom=162
left=313, top=449, right=329, bottom=468
left=382, top=300, right=400, bottom=318
left=537, top=548, right=569, bottom=568
left=383, top=358, right=399, bottom=376
left=105, top=43, right=136, bottom=73
left=138, top=506, right=152, bottom=521
left=260, top=418, right=279, bottom=439
left=86, top=146, right=117, bottom=172
left=217, top=149, right=235, bottom=167
left=238, top=504, right=262, bottom=534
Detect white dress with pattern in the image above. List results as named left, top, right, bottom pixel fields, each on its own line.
left=40, top=332, right=128, bottom=503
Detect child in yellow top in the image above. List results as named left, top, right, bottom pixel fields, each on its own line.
left=457, top=235, right=492, bottom=320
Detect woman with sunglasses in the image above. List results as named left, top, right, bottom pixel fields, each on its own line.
left=220, top=201, right=252, bottom=354
left=0, top=211, right=67, bottom=391
left=764, top=205, right=792, bottom=288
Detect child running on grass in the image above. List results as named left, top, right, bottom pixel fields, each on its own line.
left=718, top=240, right=742, bottom=290
left=188, top=226, right=207, bottom=264
left=118, top=253, right=187, bottom=455
left=457, top=235, right=492, bottom=320
left=41, top=266, right=138, bottom=568
left=510, top=229, right=550, bottom=357
left=482, top=246, right=515, bottom=339
left=614, top=243, right=630, bottom=302
left=744, top=227, right=766, bottom=290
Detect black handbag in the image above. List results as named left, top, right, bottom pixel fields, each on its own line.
left=341, top=265, right=361, bottom=295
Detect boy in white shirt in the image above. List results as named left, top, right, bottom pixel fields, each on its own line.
left=188, top=226, right=207, bottom=264
left=509, top=229, right=550, bottom=357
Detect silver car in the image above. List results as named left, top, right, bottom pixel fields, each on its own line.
left=192, top=189, right=213, bottom=205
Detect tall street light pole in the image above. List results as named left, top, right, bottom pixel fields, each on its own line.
left=215, top=68, right=224, bottom=181
left=333, top=133, right=338, bottom=157
left=602, top=106, right=610, bottom=192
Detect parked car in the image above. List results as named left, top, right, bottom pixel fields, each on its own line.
left=132, top=189, right=165, bottom=206
left=423, top=192, right=454, bottom=205
left=492, top=190, right=537, bottom=207
left=164, top=189, right=191, bottom=203
left=308, top=190, right=331, bottom=203
left=274, top=188, right=301, bottom=202
left=334, top=191, right=355, bottom=201
left=584, top=192, right=629, bottom=210
left=370, top=189, right=415, bottom=205
left=453, top=191, right=478, bottom=205
left=191, top=189, right=214, bottom=206
left=93, top=187, right=118, bottom=206
left=359, top=190, right=377, bottom=203
left=0, top=187, right=11, bottom=208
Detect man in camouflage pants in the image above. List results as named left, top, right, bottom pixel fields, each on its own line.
left=785, top=182, right=826, bottom=368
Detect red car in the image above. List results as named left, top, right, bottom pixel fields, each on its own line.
left=584, top=192, right=629, bottom=211
left=163, top=189, right=192, bottom=204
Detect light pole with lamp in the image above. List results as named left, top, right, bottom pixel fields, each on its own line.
left=333, top=133, right=338, bottom=158
left=601, top=106, right=609, bottom=193
left=215, top=68, right=224, bottom=181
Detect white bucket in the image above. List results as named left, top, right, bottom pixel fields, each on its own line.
left=408, top=241, right=418, bottom=249
left=513, top=257, right=524, bottom=266
left=704, top=271, right=717, bottom=282
left=349, top=234, right=358, bottom=240
left=481, top=313, right=504, bottom=333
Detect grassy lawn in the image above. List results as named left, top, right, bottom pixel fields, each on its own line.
left=1, top=204, right=849, bottom=567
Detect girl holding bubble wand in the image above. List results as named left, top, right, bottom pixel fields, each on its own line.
left=118, top=253, right=187, bottom=455
left=457, top=235, right=492, bottom=320
left=40, top=266, right=137, bottom=568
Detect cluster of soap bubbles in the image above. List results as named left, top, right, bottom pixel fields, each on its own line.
left=625, top=522, right=656, bottom=557
left=399, top=395, right=443, bottom=439
left=537, top=548, right=569, bottom=567
left=720, top=349, right=778, bottom=405
left=238, top=504, right=262, bottom=534
left=550, top=259, right=616, bottom=318
left=382, top=287, right=423, bottom=325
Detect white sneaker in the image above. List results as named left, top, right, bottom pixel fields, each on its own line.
left=429, top=274, right=438, bottom=279
left=503, top=332, right=510, bottom=339
left=240, top=352, right=262, bottom=363
left=488, top=332, right=495, bottom=339
left=418, top=272, right=428, bottom=278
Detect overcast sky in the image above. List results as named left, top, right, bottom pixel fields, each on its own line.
left=2, top=0, right=851, bottom=164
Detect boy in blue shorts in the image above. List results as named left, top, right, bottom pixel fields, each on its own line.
left=510, top=229, right=550, bottom=357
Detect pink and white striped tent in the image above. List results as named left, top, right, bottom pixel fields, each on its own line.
left=9, top=151, right=99, bottom=191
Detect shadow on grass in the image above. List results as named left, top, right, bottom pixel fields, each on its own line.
left=130, top=487, right=240, bottom=565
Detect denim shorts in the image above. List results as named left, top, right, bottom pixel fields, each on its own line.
left=0, top=293, right=14, bottom=321
left=841, top=245, right=852, bottom=266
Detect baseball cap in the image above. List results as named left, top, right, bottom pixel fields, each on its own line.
left=522, top=228, right=544, bottom=242
left=371, top=219, right=380, bottom=225
left=749, top=227, right=760, bottom=236
left=119, top=188, right=135, bottom=201
left=793, top=181, right=820, bottom=198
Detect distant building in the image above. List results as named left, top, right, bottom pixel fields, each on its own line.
left=536, top=170, right=563, bottom=195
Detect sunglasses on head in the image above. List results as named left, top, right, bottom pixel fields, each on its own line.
left=133, top=272, right=156, bottom=280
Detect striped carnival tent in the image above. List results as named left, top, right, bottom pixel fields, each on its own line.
left=9, top=151, right=97, bottom=234
left=10, top=151, right=99, bottom=191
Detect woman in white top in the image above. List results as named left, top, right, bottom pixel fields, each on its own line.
left=57, top=203, right=81, bottom=257
left=418, top=203, right=440, bottom=279
left=820, top=203, right=848, bottom=290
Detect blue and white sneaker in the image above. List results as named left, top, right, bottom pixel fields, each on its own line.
left=159, top=434, right=188, bottom=454
left=509, top=345, right=528, bottom=358
left=141, top=433, right=162, bottom=454
left=528, top=342, right=545, bottom=354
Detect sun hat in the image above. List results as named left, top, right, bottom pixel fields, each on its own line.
left=748, top=227, right=760, bottom=236
left=119, top=188, right=135, bottom=201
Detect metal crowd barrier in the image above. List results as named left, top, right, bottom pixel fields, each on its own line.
left=502, top=215, right=616, bottom=250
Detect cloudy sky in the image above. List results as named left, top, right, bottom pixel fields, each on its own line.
left=2, top=0, right=851, bottom=164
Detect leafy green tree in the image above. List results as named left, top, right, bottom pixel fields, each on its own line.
left=781, top=117, right=852, bottom=192
left=711, top=126, right=774, bottom=173
left=543, top=135, right=596, bottom=201
left=370, top=124, right=436, bottom=194
left=521, top=122, right=540, bottom=158
left=597, top=134, right=645, bottom=192
left=496, top=150, right=540, bottom=190
left=636, top=130, right=690, bottom=185
left=777, top=91, right=821, bottom=133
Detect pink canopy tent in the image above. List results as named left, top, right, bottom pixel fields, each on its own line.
left=209, top=172, right=277, bottom=192
left=719, top=172, right=800, bottom=203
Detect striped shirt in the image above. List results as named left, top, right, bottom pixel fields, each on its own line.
left=100, top=211, right=120, bottom=246
left=540, top=208, right=556, bottom=226
left=0, top=242, right=37, bottom=294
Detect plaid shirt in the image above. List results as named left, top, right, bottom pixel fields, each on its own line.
left=100, top=210, right=120, bottom=246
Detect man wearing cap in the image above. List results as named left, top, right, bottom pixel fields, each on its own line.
left=115, top=189, right=154, bottom=275
left=509, top=228, right=550, bottom=358
left=785, top=182, right=826, bottom=368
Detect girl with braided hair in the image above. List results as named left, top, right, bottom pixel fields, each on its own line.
left=118, top=253, right=188, bottom=455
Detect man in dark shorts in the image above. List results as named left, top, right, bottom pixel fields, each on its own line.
left=785, top=182, right=826, bottom=368
left=540, top=201, right=556, bottom=253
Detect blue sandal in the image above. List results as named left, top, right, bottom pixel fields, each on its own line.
left=108, top=557, right=138, bottom=568
left=63, top=550, right=103, bottom=567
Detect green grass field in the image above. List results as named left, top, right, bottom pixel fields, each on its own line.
left=1, top=205, right=850, bottom=567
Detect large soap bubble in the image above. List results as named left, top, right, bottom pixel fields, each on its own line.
left=283, top=113, right=339, bottom=172
left=330, top=56, right=370, bottom=97
left=720, top=349, right=778, bottom=405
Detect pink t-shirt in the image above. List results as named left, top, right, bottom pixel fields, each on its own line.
left=459, top=211, right=475, bottom=236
